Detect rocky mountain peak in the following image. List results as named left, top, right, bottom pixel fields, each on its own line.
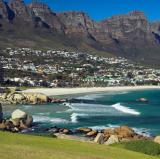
left=0, top=0, right=8, bottom=19
left=0, top=1, right=160, bottom=65
left=28, top=2, right=52, bottom=18
left=128, top=10, right=146, bottom=19
left=8, top=0, right=30, bottom=18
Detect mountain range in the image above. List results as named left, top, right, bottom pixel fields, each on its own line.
left=1, top=0, right=160, bottom=66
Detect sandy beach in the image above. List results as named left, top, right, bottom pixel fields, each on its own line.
left=22, top=86, right=160, bottom=96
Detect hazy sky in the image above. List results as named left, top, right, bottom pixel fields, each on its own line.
left=25, top=0, right=160, bottom=22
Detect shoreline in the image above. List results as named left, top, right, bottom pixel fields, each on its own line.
left=22, top=86, right=160, bottom=96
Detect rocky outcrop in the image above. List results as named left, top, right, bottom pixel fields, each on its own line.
left=12, top=109, right=27, bottom=119
left=105, top=135, right=119, bottom=145
left=28, top=2, right=63, bottom=31
left=0, top=92, right=51, bottom=105
left=96, top=11, right=152, bottom=44
left=76, top=127, right=93, bottom=134
left=46, top=126, right=72, bottom=135
left=58, top=11, right=94, bottom=36
left=0, top=0, right=8, bottom=19
left=86, top=130, right=98, bottom=137
left=0, top=109, right=33, bottom=132
left=8, top=0, right=30, bottom=19
left=74, top=126, right=149, bottom=145
left=94, top=133, right=105, bottom=144
left=154, top=136, right=160, bottom=144
left=0, top=103, right=3, bottom=122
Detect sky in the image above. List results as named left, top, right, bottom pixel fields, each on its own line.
left=25, top=0, right=160, bottom=22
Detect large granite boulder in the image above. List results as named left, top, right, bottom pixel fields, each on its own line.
left=114, top=126, right=135, bottom=138
left=12, top=109, right=27, bottom=120
left=154, top=136, right=160, bottom=144
left=76, top=127, right=92, bottom=134
left=23, top=93, right=50, bottom=104
left=103, top=128, right=115, bottom=136
left=105, top=135, right=119, bottom=145
left=94, top=133, right=105, bottom=144
left=11, top=109, right=33, bottom=129
left=86, top=130, right=98, bottom=137
left=7, top=93, right=26, bottom=104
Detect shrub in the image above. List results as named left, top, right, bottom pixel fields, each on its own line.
left=116, top=140, right=160, bottom=156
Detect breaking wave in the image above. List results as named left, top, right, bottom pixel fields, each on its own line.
left=111, top=103, right=140, bottom=115
left=70, top=113, right=88, bottom=123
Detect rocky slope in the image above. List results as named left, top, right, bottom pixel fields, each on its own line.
left=0, top=0, right=160, bottom=66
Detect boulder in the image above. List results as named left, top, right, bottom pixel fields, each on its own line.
left=76, top=128, right=92, bottom=134
left=86, top=130, right=98, bottom=137
left=5, top=120, right=15, bottom=131
left=60, top=128, right=72, bottom=135
left=24, top=115, right=33, bottom=127
left=94, top=133, right=105, bottom=144
left=10, top=118, right=20, bottom=127
left=137, top=98, right=148, bottom=102
left=11, top=109, right=27, bottom=120
left=0, top=120, right=6, bottom=130
left=19, top=120, right=28, bottom=129
left=154, top=136, right=160, bottom=144
left=11, top=109, right=33, bottom=129
left=0, top=103, right=3, bottom=122
left=23, top=93, right=50, bottom=104
left=103, top=128, right=115, bottom=136
left=114, top=126, right=135, bottom=138
left=47, top=126, right=60, bottom=133
left=105, top=135, right=119, bottom=145
left=12, top=93, right=26, bottom=104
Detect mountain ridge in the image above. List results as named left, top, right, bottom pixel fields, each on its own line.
left=1, top=0, right=160, bottom=66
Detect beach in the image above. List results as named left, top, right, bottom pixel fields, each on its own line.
left=22, top=86, right=160, bottom=96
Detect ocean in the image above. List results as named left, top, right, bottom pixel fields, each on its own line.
left=3, top=89, right=160, bottom=136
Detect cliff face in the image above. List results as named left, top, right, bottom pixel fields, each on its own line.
left=95, top=11, right=152, bottom=43
left=0, top=0, right=8, bottom=19
left=0, top=63, right=4, bottom=83
left=0, top=0, right=160, bottom=65
left=57, top=12, right=95, bottom=36
left=8, top=0, right=30, bottom=19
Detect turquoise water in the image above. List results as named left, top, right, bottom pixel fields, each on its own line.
left=3, top=89, right=160, bottom=136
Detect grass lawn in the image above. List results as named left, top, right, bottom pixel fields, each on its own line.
left=0, top=132, right=159, bottom=159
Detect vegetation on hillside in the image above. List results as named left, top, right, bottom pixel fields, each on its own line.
left=112, top=140, right=160, bottom=156
left=0, top=132, right=159, bottom=159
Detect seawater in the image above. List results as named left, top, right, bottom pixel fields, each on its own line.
left=3, top=89, right=160, bottom=136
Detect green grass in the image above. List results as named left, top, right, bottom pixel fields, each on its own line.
left=112, top=140, right=160, bottom=156
left=0, top=132, right=159, bottom=159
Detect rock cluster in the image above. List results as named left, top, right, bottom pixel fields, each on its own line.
left=0, top=92, right=51, bottom=105
left=46, top=126, right=73, bottom=135
left=0, top=103, right=3, bottom=122
left=0, top=108, right=33, bottom=132
left=76, top=126, right=149, bottom=145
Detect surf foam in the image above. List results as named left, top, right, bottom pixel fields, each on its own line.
left=111, top=103, right=140, bottom=115
left=70, top=113, right=88, bottom=123
left=33, top=115, right=69, bottom=123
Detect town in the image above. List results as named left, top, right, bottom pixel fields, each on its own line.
left=0, top=48, right=160, bottom=87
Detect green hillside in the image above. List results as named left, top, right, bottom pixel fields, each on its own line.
left=0, top=132, right=159, bottom=159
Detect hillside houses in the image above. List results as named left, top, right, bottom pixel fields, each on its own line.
left=0, top=48, right=160, bottom=87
